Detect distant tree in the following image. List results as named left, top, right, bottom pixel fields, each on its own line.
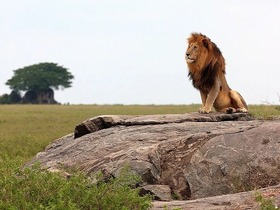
left=0, top=90, right=21, bottom=104
left=0, top=94, right=10, bottom=104
left=6, top=62, right=74, bottom=104
left=9, top=90, right=21, bottom=103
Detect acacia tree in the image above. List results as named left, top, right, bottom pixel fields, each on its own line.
left=6, top=62, right=74, bottom=104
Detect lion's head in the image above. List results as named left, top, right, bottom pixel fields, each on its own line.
left=186, top=33, right=217, bottom=70
left=186, top=33, right=225, bottom=92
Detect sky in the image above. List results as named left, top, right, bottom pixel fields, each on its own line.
left=1, top=0, right=280, bottom=105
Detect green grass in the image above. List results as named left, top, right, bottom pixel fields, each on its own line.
left=0, top=104, right=279, bottom=209
left=255, top=191, right=279, bottom=210
left=0, top=104, right=200, bottom=162
left=0, top=158, right=152, bottom=210
left=248, top=105, right=280, bottom=119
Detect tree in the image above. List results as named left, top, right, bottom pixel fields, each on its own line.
left=9, top=90, right=21, bottom=103
left=0, top=94, right=10, bottom=104
left=6, top=62, right=74, bottom=104
left=0, top=91, right=21, bottom=104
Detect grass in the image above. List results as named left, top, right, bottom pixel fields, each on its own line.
left=0, top=104, right=201, bottom=162
left=0, top=158, right=152, bottom=210
left=248, top=105, right=280, bottom=119
left=255, top=191, right=279, bottom=210
left=0, top=104, right=279, bottom=209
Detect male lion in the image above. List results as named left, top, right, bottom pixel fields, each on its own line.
left=185, top=33, right=248, bottom=114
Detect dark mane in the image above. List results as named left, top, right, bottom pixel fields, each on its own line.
left=188, top=61, right=220, bottom=93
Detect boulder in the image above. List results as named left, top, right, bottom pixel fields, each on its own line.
left=25, top=112, right=280, bottom=202
left=140, top=185, right=172, bottom=201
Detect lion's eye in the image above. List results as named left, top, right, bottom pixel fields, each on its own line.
left=193, top=46, right=197, bottom=50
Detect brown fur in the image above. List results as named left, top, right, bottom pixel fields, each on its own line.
left=185, top=33, right=248, bottom=114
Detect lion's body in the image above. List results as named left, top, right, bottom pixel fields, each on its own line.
left=185, top=33, right=248, bottom=114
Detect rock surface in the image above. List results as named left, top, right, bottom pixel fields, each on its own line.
left=152, top=184, right=280, bottom=210
left=26, top=112, right=280, bottom=202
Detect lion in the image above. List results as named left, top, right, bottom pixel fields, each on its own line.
left=185, top=33, right=248, bottom=114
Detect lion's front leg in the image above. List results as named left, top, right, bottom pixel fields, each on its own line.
left=198, top=81, right=220, bottom=114
left=198, top=91, right=209, bottom=113
left=200, top=91, right=207, bottom=107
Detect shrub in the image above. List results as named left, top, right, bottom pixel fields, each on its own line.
left=255, top=191, right=279, bottom=210
left=0, top=94, right=10, bottom=104
left=0, top=157, right=152, bottom=210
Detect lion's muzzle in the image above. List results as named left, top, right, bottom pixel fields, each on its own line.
left=186, top=53, right=195, bottom=63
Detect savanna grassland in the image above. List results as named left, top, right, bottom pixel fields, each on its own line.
left=0, top=104, right=200, bottom=162
left=0, top=104, right=279, bottom=209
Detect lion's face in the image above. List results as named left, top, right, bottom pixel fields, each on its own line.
left=185, top=41, right=209, bottom=66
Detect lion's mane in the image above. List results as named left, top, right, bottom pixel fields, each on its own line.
left=187, top=33, right=226, bottom=93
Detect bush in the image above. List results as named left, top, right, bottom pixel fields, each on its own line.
left=0, top=94, right=10, bottom=104
left=0, top=157, right=152, bottom=210
left=9, top=90, right=21, bottom=103
left=255, top=191, right=279, bottom=210
left=0, top=90, right=21, bottom=104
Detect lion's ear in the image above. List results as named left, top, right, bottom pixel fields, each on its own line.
left=202, top=39, right=209, bottom=48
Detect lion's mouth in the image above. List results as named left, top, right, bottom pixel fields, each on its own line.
left=186, top=58, right=195, bottom=63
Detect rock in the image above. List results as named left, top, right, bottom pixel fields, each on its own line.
left=152, top=184, right=280, bottom=210
left=73, top=112, right=251, bottom=139
left=140, top=185, right=172, bottom=201
left=25, top=112, right=280, bottom=202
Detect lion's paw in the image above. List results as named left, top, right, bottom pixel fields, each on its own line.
left=226, top=107, right=236, bottom=114
left=236, top=108, right=248, bottom=113
left=198, top=107, right=210, bottom=114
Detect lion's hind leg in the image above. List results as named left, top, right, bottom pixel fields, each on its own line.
left=229, top=90, right=248, bottom=113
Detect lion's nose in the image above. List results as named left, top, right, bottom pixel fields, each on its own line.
left=186, top=53, right=190, bottom=57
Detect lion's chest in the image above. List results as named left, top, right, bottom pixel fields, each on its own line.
left=188, top=71, right=215, bottom=93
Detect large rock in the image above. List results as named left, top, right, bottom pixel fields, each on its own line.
left=25, top=112, right=280, bottom=201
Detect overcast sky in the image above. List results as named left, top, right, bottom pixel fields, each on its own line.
left=1, top=0, right=280, bottom=105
